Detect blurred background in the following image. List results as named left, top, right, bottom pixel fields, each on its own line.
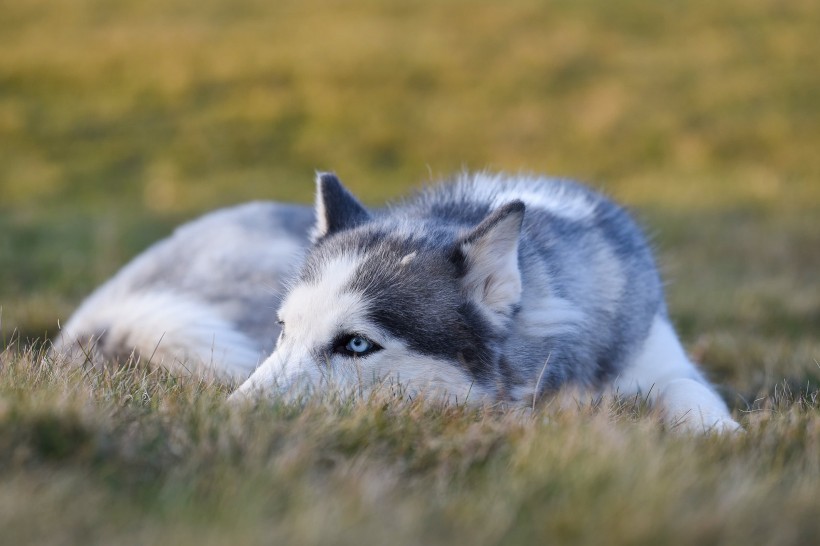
left=1, top=0, right=817, bottom=397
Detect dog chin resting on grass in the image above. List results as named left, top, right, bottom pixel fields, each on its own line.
left=52, top=171, right=741, bottom=433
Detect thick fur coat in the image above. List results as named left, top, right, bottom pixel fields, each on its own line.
left=55, top=172, right=740, bottom=432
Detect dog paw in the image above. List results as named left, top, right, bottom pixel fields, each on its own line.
left=667, top=410, right=743, bottom=434
left=660, top=378, right=743, bottom=434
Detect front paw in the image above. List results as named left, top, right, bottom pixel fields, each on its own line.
left=666, top=410, right=742, bottom=434
left=660, top=378, right=743, bottom=434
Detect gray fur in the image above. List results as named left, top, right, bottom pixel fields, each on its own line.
left=55, top=170, right=739, bottom=430
left=297, top=172, right=663, bottom=399
left=53, top=201, right=313, bottom=377
left=313, top=173, right=372, bottom=241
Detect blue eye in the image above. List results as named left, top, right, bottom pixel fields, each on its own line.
left=347, top=336, right=371, bottom=353
left=333, top=334, right=382, bottom=357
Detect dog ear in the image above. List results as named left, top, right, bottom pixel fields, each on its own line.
left=312, top=172, right=371, bottom=242
left=455, top=201, right=525, bottom=320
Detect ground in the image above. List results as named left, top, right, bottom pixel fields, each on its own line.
left=0, top=0, right=818, bottom=544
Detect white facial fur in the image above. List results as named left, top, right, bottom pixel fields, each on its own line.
left=230, top=253, right=493, bottom=404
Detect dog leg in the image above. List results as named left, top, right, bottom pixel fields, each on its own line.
left=613, top=314, right=741, bottom=433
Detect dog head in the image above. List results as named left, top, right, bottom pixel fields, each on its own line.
left=231, top=173, right=525, bottom=404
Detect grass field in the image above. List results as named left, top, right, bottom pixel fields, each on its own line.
left=1, top=0, right=818, bottom=544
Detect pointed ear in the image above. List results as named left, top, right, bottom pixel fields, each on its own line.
left=455, top=201, right=525, bottom=320
left=312, top=172, right=371, bottom=242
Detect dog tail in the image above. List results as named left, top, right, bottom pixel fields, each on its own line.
left=50, top=290, right=263, bottom=382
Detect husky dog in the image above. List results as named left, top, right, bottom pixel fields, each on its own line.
left=231, top=172, right=740, bottom=432
left=52, top=201, right=313, bottom=381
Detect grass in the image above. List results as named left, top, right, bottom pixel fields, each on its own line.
left=2, top=0, right=819, bottom=337
left=1, top=347, right=819, bottom=545
left=1, top=0, right=818, bottom=543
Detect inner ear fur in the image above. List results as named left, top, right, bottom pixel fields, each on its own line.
left=312, top=172, right=371, bottom=242
left=456, top=201, right=525, bottom=318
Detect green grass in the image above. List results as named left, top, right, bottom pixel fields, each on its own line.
left=2, top=0, right=819, bottom=338
left=1, top=0, right=819, bottom=543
